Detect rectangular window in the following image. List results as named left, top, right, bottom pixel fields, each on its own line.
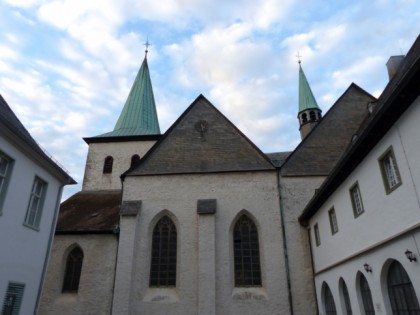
left=314, top=223, right=321, bottom=246
left=24, top=176, right=48, bottom=229
left=0, top=151, right=14, bottom=213
left=350, top=182, right=364, bottom=217
left=379, top=147, right=402, bottom=194
left=328, top=207, right=338, bottom=234
left=1, top=282, right=25, bottom=315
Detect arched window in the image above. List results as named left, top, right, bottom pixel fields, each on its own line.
left=387, top=260, right=420, bottom=314
left=310, top=110, right=316, bottom=121
left=301, top=113, right=308, bottom=123
left=359, top=274, right=375, bottom=315
left=62, top=247, right=83, bottom=292
left=233, top=215, right=261, bottom=286
left=340, top=278, right=353, bottom=315
left=131, top=154, right=140, bottom=167
left=150, top=216, right=177, bottom=287
left=103, top=156, right=113, bottom=174
left=323, top=282, right=337, bottom=315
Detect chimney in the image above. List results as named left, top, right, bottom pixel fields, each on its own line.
left=386, top=55, right=405, bottom=80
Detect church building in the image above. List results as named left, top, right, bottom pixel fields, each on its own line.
left=39, top=35, right=420, bottom=315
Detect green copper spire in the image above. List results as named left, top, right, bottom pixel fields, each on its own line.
left=298, top=63, right=320, bottom=113
left=98, top=54, right=160, bottom=137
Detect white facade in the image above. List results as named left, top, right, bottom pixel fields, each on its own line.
left=307, top=96, right=420, bottom=313
left=0, top=102, right=74, bottom=315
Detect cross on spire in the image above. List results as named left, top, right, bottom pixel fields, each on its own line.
left=144, top=39, right=151, bottom=57
left=296, top=51, right=302, bottom=64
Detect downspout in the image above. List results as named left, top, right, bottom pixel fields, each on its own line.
left=277, top=170, right=294, bottom=315
left=34, top=183, right=65, bottom=315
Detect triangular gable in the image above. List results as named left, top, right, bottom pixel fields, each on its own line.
left=281, top=83, right=376, bottom=176
left=125, top=95, right=274, bottom=176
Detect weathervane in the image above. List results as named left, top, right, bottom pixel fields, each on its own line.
left=144, top=39, right=151, bottom=57
left=296, top=51, right=302, bottom=64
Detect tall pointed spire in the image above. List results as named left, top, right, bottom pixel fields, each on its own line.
left=297, top=61, right=322, bottom=139
left=97, top=50, right=161, bottom=137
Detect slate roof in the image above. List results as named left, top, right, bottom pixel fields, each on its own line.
left=56, top=190, right=121, bottom=233
left=0, top=95, right=75, bottom=184
left=281, top=83, right=377, bottom=177
left=95, top=56, right=160, bottom=137
left=266, top=151, right=293, bottom=167
left=299, top=34, right=420, bottom=223
left=124, top=95, right=275, bottom=177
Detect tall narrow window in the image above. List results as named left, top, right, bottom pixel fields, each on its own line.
left=131, top=154, right=140, bottom=167
left=1, top=282, right=25, bottom=315
left=24, top=177, right=47, bottom=229
left=314, top=223, right=321, bottom=246
left=0, top=151, right=14, bottom=212
left=340, top=278, right=353, bottom=315
left=103, top=156, right=113, bottom=174
left=359, top=274, right=375, bottom=315
left=328, top=207, right=338, bottom=234
left=387, top=260, right=420, bottom=314
left=350, top=183, right=364, bottom=217
left=233, top=215, right=262, bottom=286
left=310, top=110, right=316, bottom=121
left=379, top=147, right=401, bottom=194
left=150, top=216, right=177, bottom=287
left=323, top=282, right=337, bottom=315
left=62, top=247, right=84, bottom=293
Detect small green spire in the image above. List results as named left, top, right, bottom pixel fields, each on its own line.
left=298, top=63, right=320, bottom=113
left=98, top=54, right=160, bottom=137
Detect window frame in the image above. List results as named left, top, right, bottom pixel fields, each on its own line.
left=0, top=151, right=14, bottom=214
left=349, top=182, right=364, bottom=218
left=233, top=214, right=262, bottom=287
left=314, top=223, right=321, bottom=247
left=378, top=146, right=402, bottom=194
left=328, top=207, right=338, bottom=235
left=1, top=282, right=25, bottom=315
left=62, top=247, right=84, bottom=293
left=103, top=156, right=113, bottom=174
left=23, top=176, right=48, bottom=230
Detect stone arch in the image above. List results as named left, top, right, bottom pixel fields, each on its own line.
left=62, top=244, right=84, bottom=292
left=356, top=271, right=375, bottom=315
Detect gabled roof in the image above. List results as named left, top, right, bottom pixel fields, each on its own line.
left=56, top=190, right=120, bottom=234
left=95, top=56, right=160, bottom=137
left=123, top=95, right=275, bottom=177
left=299, top=64, right=320, bottom=113
left=299, top=34, right=420, bottom=223
left=0, top=95, right=75, bottom=184
left=282, top=83, right=377, bottom=177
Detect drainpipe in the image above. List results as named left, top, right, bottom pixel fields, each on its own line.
left=34, top=183, right=64, bottom=315
left=277, top=170, right=294, bottom=315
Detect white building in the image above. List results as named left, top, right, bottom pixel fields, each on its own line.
left=0, top=95, right=75, bottom=315
left=299, top=36, right=420, bottom=314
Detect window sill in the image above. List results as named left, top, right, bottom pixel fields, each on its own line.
left=143, top=287, right=179, bottom=303
left=232, top=287, right=267, bottom=301
left=22, top=223, right=40, bottom=231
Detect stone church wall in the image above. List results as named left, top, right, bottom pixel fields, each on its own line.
left=280, top=175, right=325, bottom=315
left=83, top=140, right=156, bottom=191
left=113, top=171, right=291, bottom=315
left=39, top=234, right=118, bottom=315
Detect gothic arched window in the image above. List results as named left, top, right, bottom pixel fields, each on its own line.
left=340, top=278, right=353, bottom=315
left=233, top=215, right=261, bottom=286
left=150, top=216, right=177, bottom=287
left=387, top=260, right=420, bottom=314
left=302, top=113, right=308, bottom=123
left=103, top=156, right=113, bottom=174
left=131, top=154, right=140, bottom=167
left=62, top=247, right=83, bottom=293
left=359, top=274, right=375, bottom=315
left=323, top=282, right=337, bottom=315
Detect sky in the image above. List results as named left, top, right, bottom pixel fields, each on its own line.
left=0, top=0, right=419, bottom=200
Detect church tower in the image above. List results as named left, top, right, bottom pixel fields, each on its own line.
left=82, top=48, right=161, bottom=191
left=297, top=62, right=322, bottom=139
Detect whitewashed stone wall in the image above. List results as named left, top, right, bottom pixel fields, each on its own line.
left=82, top=140, right=156, bottom=191
left=280, top=175, right=325, bottom=315
left=113, top=171, right=291, bottom=315
left=39, top=234, right=118, bottom=315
